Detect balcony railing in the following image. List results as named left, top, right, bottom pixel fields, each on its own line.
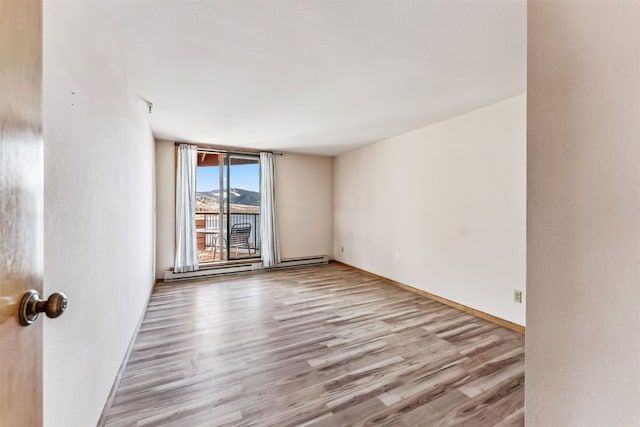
left=195, top=212, right=260, bottom=262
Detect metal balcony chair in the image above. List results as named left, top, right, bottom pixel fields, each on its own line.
left=215, top=222, right=255, bottom=258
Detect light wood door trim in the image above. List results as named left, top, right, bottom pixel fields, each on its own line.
left=0, top=1, right=44, bottom=426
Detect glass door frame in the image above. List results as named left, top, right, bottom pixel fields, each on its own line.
left=195, top=148, right=261, bottom=264
left=225, top=153, right=261, bottom=261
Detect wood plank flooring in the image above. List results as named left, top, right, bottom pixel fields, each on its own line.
left=104, top=264, right=524, bottom=426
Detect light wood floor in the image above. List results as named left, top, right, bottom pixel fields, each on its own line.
left=104, top=264, right=524, bottom=426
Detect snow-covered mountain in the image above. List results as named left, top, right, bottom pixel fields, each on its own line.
left=196, top=188, right=260, bottom=213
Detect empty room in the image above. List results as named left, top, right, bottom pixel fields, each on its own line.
left=1, top=1, right=639, bottom=427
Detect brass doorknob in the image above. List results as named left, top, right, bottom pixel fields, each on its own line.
left=19, top=290, right=68, bottom=326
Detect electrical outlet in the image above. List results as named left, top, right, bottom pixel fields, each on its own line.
left=513, top=290, right=523, bottom=303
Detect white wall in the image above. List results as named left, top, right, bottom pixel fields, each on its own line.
left=526, top=2, right=640, bottom=425
left=154, top=144, right=334, bottom=276
left=43, top=3, right=155, bottom=427
left=334, top=94, right=526, bottom=326
left=155, top=139, right=175, bottom=278
left=275, top=153, right=333, bottom=259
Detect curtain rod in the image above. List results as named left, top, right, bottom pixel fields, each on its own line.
left=174, top=142, right=283, bottom=156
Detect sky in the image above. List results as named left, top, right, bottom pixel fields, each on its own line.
left=196, top=164, right=260, bottom=192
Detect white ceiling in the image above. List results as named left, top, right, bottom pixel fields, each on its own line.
left=95, top=1, right=526, bottom=156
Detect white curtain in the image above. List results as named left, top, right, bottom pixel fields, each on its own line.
left=174, top=144, right=199, bottom=273
left=260, top=152, right=280, bottom=267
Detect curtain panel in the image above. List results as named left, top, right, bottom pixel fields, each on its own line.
left=259, top=152, right=280, bottom=267
left=174, top=144, right=199, bottom=273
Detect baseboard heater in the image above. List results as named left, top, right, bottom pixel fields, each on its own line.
left=273, top=255, right=329, bottom=268
left=164, top=262, right=261, bottom=282
left=164, top=255, right=328, bottom=282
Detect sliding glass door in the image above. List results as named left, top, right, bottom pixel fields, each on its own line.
left=195, top=150, right=260, bottom=264
left=226, top=155, right=261, bottom=260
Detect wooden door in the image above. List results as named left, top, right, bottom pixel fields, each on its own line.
left=0, top=1, right=44, bottom=426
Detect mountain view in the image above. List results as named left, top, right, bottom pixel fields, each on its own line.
left=196, top=188, right=260, bottom=213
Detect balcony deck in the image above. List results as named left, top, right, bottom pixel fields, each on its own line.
left=198, top=248, right=260, bottom=264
